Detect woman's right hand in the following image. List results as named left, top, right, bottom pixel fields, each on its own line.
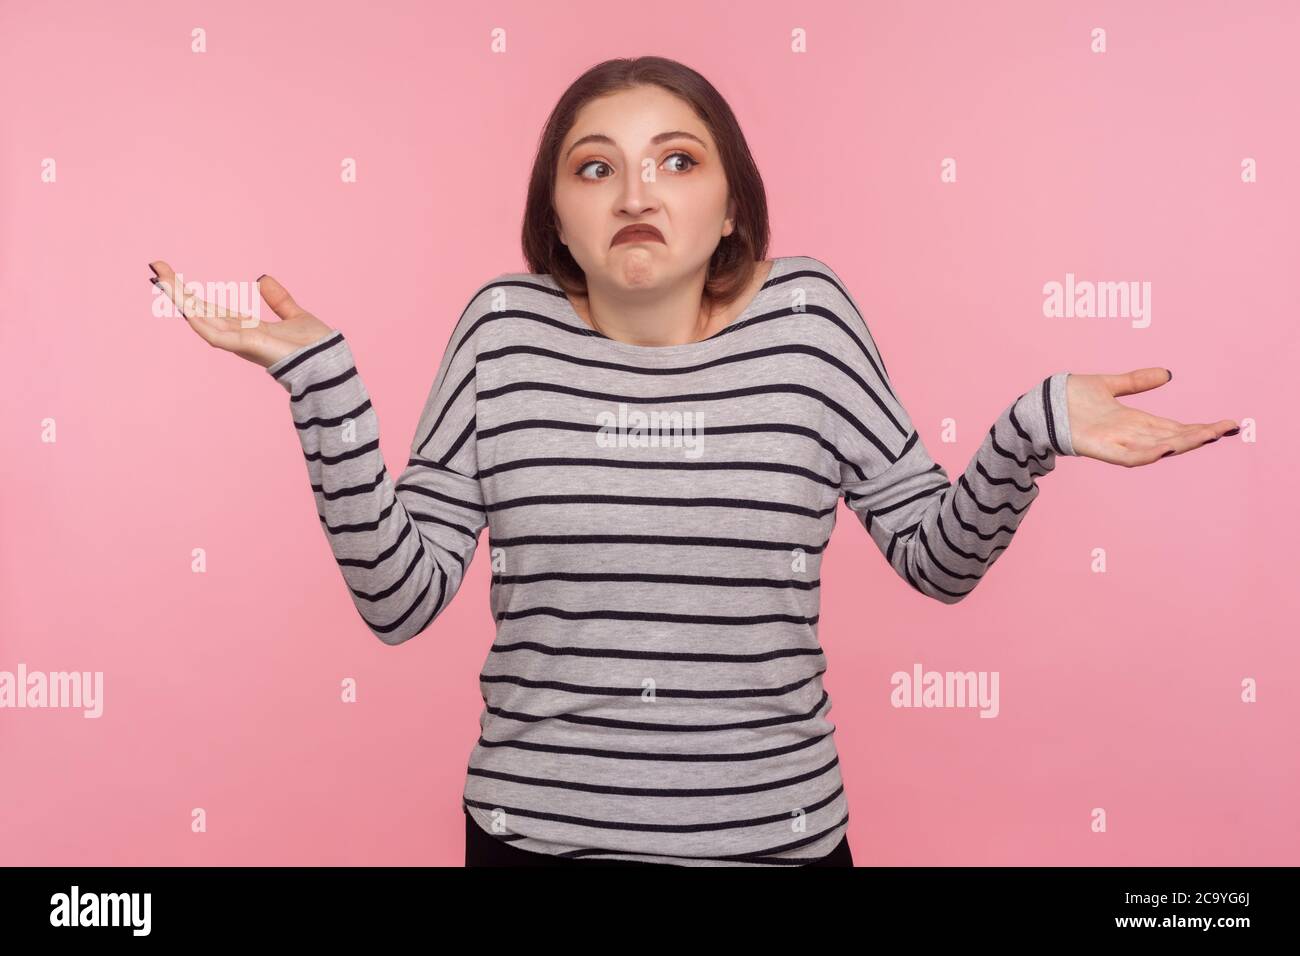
left=149, top=261, right=336, bottom=369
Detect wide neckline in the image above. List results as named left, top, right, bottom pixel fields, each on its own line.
left=549, top=257, right=793, bottom=358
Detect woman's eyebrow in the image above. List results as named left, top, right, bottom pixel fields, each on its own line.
left=565, top=130, right=709, bottom=159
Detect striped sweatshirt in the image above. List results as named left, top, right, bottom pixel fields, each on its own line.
left=266, top=255, right=1075, bottom=866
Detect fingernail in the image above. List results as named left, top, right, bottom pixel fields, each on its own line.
left=1204, top=437, right=1219, bottom=444
left=1165, top=369, right=1172, bottom=382
left=256, top=274, right=267, bottom=283
left=148, top=263, right=159, bottom=277
left=1161, top=450, right=1176, bottom=458
left=1224, top=427, right=1239, bottom=436
left=149, top=276, right=161, bottom=287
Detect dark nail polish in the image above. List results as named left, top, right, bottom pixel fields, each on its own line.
left=1205, top=438, right=1219, bottom=444
left=1225, top=427, right=1239, bottom=436
left=256, top=274, right=267, bottom=283
left=1161, top=450, right=1175, bottom=458
left=1165, top=369, right=1172, bottom=382
left=150, top=276, right=161, bottom=287
left=148, top=263, right=159, bottom=277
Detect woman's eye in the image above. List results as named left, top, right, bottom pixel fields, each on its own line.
left=576, top=152, right=698, bottom=180
left=577, top=160, right=612, bottom=180
left=663, top=151, right=698, bottom=173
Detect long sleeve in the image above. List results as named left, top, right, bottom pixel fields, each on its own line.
left=265, top=298, right=489, bottom=644
left=814, top=261, right=1076, bottom=604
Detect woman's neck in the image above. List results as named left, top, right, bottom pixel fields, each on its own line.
left=569, top=259, right=774, bottom=347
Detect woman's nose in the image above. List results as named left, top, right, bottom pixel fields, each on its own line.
left=617, top=173, right=658, bottom=213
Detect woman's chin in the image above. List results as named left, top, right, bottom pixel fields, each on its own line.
left=614, top=246, right=662, bottom=288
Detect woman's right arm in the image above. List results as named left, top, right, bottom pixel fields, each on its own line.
left=266, top=315, right=489, bottom=645
left=152, top=261, right=493, bottom=645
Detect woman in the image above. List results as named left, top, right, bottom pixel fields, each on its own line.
left=148, top=57, right=1236, bottom=867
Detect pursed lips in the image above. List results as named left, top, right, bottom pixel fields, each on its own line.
left=611, top=225, right=665, bottom=245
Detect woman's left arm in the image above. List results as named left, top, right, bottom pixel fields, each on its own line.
left=839, top=369, right=1077, bottom=603
left=809, top=260, right=1237, bottom=603
left=1062, top=369, right=1237, bottom=465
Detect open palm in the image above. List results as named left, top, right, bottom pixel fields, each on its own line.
left=149, top=261, right=335, bottom=369
left=1066, top=369, right=1238, bottom=466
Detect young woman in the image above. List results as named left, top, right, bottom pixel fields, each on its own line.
left=149, top=57, right=1237, bottom=868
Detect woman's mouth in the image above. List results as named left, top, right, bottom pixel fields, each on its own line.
left=611, top=224, right=665, bottom=246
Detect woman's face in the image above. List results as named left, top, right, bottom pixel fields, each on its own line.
left=553, top=85, right=735, bottom=293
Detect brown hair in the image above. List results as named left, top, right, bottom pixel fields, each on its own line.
left=521, top=56, right=770, bottom=311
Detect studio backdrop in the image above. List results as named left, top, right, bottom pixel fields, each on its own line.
left=1, top=0, right=1295, bottom=866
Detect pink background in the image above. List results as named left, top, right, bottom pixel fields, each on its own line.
left=2, top=0, right=1296, bottom=865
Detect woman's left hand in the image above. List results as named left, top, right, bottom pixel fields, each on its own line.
left=1065, top=369, right=1238, bottom=466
